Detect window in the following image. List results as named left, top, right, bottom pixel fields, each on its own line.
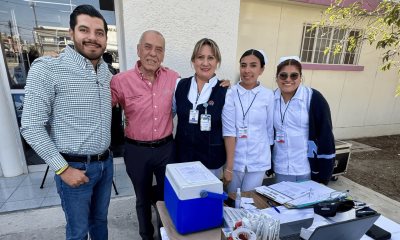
left=300, top=24, right=362, bottom=65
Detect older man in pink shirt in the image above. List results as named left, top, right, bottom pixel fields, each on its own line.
left=111, top=30, right=178, bottom=240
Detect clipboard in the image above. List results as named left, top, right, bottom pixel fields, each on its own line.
left=255, top=180, right=336, bottom=208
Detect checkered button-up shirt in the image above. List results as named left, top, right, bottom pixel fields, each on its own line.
left=21, top=46, right=112, bottom=171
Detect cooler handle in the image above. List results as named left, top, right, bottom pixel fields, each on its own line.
left=200, top=190, right=228, bottom=200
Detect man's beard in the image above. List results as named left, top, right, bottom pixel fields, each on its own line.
left=75, top=40, right=105, bottom=61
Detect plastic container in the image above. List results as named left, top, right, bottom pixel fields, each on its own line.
left=164, top=161, right=226, bottom=234
left=235, top=188, right=241, bottom=208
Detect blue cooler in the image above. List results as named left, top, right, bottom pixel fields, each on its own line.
left=164, top=161, right=226, bottom=234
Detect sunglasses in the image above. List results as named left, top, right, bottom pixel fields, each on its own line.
left=278, top=72, right=300, bottom=81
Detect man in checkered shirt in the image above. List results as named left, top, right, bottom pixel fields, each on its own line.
left=21, top=5, right=113, bottom=240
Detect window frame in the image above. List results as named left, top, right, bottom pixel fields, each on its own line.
left=300, top=23, right=363, bottom=66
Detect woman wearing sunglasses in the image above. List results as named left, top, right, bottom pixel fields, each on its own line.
left=222, top=49, right=274, bottom=192
left=272, top=56, right=335, bottom=185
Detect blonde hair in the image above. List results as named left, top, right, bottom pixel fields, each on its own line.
left=191, top=38, right=221, bottom=66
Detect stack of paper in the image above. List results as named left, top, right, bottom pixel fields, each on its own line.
left=255, top=180, right=336, bottom=208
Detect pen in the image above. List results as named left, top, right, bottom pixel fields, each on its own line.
left=267, top=200, right=280, bottom=214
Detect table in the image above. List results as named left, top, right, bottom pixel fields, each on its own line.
left=157, top=192, right=400, bottom=240
left=156, top=191, right=273, bottom=240
left=362, top=216, right=400, bottom=240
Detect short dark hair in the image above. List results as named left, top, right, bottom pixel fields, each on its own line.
left=70, top=4, right=108, bottom=34
left=240, top=49, right=265, bottom=68
left=276, top=59, right=302, bottom=77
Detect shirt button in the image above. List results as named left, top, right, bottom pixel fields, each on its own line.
left=153, top=93, right=156, bottom=96
left=154, top=118, right=158, bottom=120
left=154, top=129, right=157, bottom=132
left=148, top=82, right=152, bottom=85
left=154, top=105, right=157, bottom=108
left=92, top=71, right=96, bottom=74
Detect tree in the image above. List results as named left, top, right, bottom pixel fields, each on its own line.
left=314, top=0, right=400, bottom=96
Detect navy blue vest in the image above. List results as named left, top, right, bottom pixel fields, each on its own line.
left=175, top=77, right=227, bottom=169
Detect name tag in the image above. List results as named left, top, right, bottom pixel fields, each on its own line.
left=200, top=114, right=211, bottom=131
left=276, top=131, right=285, bottom=143
left=189, top=110, right=199, bottom=124
left=238, top=127, right=248, bottom=138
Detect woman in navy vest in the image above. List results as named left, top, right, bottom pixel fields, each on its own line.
left=222, top=49, right=274, bottom=192
left=173, top=38, right=227, bottom=178
left=272, top=56, right=335, bottom=184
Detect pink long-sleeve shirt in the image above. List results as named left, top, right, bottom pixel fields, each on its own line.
left=111, top=61, right=179, bottom=141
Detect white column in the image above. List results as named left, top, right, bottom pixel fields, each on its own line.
left=0, top=45, right=27, bottom=177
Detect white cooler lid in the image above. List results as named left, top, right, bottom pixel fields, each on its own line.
left=166, top=161, right=223, bottom=200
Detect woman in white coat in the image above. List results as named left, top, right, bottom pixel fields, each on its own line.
left=222, top=49, right=274, bottom=193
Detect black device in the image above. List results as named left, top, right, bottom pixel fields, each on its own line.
left=356, top=206, right=377, bottom=218
left=314, top=201, right=338, bottom=217
left=314, top=199, right=354, bottom=217
left=366, top=224, right=391, bottom=240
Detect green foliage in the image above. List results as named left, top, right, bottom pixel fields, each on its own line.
left=317, top=0, right=400, bottom=96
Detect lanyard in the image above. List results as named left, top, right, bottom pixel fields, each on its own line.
left=279, top=96, right=292, bottom=126
left=193, top=79, right=205, bottom=109
left=193, top=92, right=200, bottom=110
left=237, top=89, right=258, bottom=125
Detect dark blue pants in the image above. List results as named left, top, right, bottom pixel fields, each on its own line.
left=55, top=156, right=113, bottom=240
left=124, top=141, right=174, bottom=240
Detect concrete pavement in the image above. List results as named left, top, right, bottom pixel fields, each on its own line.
left=0, top=196, right=141, bottom=240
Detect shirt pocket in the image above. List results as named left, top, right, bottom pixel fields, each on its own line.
left=125, top=94, right=143, bottom=115
left=159, top=88, right=174, bottom=115
left=286, top=101, right=303, bottom=128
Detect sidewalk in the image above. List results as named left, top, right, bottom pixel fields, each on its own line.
left=0, top=169, right=399, bottom=239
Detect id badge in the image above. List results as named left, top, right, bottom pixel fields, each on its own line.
left=189, top=110, right=199, bottom=124
left=276, top=131, right=285, bottom=143
left=238, top=127, right=248, bottom=138
left=200, top=114, right=211, bottom=131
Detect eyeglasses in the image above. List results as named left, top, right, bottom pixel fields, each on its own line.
left=278, top=72, right=300, bottom=81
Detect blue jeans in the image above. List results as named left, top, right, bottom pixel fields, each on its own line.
left=55, top=155, right=113, bottom=240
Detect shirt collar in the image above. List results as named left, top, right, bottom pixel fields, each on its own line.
left=65, top=45, right=104, bottom=69
left=190, top=75, right=219, bottom=89
left=237, top=81, right=261, bottom=95
left=134, top=60, right=166, bottom=80
left=192, top=74, right=219, bottom=84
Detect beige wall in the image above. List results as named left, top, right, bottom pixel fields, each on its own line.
left=237, top=0, right=400, bottom=139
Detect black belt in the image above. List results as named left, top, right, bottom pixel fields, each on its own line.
left=125, top=135, right=173, bottom=148
left=60, top=149, right=110, bottom=162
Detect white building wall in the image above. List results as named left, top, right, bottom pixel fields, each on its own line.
left=118, top=0, right=241, bottom=80
left=237, top=0, right=400, bottom=139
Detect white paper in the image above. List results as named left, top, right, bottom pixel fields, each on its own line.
left=262, top=206, right=314, bottom=224
left=176, top=165, right=214, bottom=184
left=241, top=203, right=257, bottom=210
left=285, top=181, right=335, bottom=208
left=255, top=185, right=293, bottom=204
left=269, top=181, right=310, bottom=199
left=241, top=197, right=254, bottom=204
